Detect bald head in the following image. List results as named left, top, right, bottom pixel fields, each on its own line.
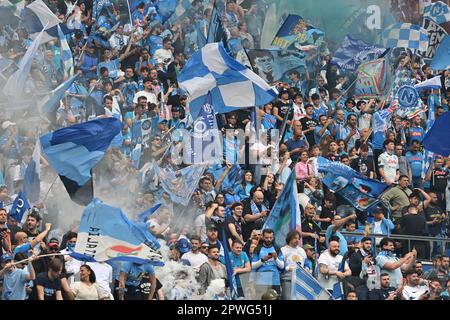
left=253, top=190, right=265, bottom=205
left=14, top=231, right=28, bottom=244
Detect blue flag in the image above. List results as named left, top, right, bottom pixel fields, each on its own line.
left=137, top=203, right=162, bottom=223
left=263, top=171, right=301, bottom=247
left=291, top=263, right=332, bottom=300
left=21, top=0, right=61, bottom=37
left=10, top=192, right=30, bottom=224
left=178, top=42, right=277, bottom=119
left=209, top=163, right=243, bottom=192
left=221, top=230, right=239, bottom=299
left=153, top=161, right=205, bottom=206
left=23, top=138, right=41, bottom=204
left=423, top=111, right=450, bottom=156
left=40, top=117, right=122, bottom=206
left=317, top=156, right=388, bottom=211
left=332, top=35, right=387, bottom=71
left=207, top=4, right=227, bottom=49
left=430, top=35, right=450, bottom=70
left=185, top=92, right=222, bottom=164
left=71, top=198, right=163, bottom=265
left=41, top=73, right=79, bottom=113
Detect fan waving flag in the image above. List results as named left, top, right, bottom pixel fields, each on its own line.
left=423, top=1, right=450, bottom=25
left=21, top=0, right=61, bottom=42
left=291, top=263, right=332, bottom=300
left=40, top=117, right=122, bottom=206
left=23, top=138, right=41, bottom=204
left=178, top=42, right=277, bottom=119
left=58, top=24, right=73, bottom=79
left=221, top=230, right=239, bottom=299
left=381, top=23, right=429, bottom=51
left=430, top=35, right=450, bottom=70
left=414, top=75, right=442, bottom=91
left=10, top=192, right=30, bottom=225
left=71, top=198, right=164, bottom=265
left=423, top=111, right=450, bottom=157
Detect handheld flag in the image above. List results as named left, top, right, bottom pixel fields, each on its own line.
left=40, top=117, right=122, bottom=206
left=423, top=110, right=450, bottom=157
left=137, top=203, right=162, bottom=223
left=430, top=35, right=450, bottom=70
left=207, top=4, right=228, bottom=48
left=39, top=72, right=79, bottom=114
left=10, top=192, right=30, bottom=225
left=178, top=42, right=277, bottom=119
left=71, top=198, right=163, bottom=265
left=263, top=171, right=301, bottom=247
left=23, top=138, right=41, bottom=204
left=422, top=94, right=437, bottom=178
left=221, top=230, right=239, bottom=299
left=2, top=26, right=45, bottom=96
left=21, top=0, right=61, bottom=42
left=58, top=24, right=73, bottom=79
left=414, top=75, right=442, bottom=91
left=418, top=18, right=447, bottom=62
left=423, top=1, right=450, bottom=25
left=381, top=23, right=429, bottom=51
left=291, top=263, right=332, bottom=300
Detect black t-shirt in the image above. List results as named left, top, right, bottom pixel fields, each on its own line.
left=425, top=206, right=445, bottom=236
left=274, top=99, right=293, bottom=126
left=430, top=168, right=449, bottom=192
left=319, top=206, right=335, bottom=230
left=34, top=272, right=62, bottom=300
left=226, top=215, right=243, bottom=243
left=368, top=287, right=397, bottom=300
left=351, top=157, right=374, bottom=178
left=300, top=117, right=318, bottom=146
left=400, top=213, right=427, bottom=236
left=139, top=277, right=163, bottom=300
left=327, top=153, right=341, bottom=162
left=301, top=218, right=322, bottom=246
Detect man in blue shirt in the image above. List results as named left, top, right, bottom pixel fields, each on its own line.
left=118, top=262, right=156, bottom=300
left=13, top=223, right=52, bottom=258
left=325, top=214, right=357, bottom=257
left=284, top=122, right=309, bottom=163
left=407, top=116, right=425, bottom=147
left=314, top=115, right=334, bottom=145
left=251, top=229, right=284, bottom=296
left=405, top=140, right=424, bottom=188
left=229, top=240, right=251, bottom=297
left=0, top=253, right=37, bottom=300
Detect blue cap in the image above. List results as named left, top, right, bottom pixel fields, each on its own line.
left=1, top=253, right=13, bottom=263
left=176, top=238, right=191, bottom=254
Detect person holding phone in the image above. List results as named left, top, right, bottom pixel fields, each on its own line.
left=401, top=270, right=430, bottom=300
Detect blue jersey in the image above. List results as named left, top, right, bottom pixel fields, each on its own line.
left=120, top=262, right=155, bottom=287
left=405, top=151, right=424, bottom=178
left=407, top=126, right=425, bottom=146
left=251, top=245, right=284, bottom=285
left=229, top=252, right=250, bottom=288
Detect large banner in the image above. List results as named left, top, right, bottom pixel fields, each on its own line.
left=246, top=49, right=308, bottom=83
left=317, top=157, right=388, bottom=211
left=355, top=58, right=391, bottom=99
left=417, top=18, right=448, bottom=62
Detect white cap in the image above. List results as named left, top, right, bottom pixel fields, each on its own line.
left=2, top=121, right=16, bottom=130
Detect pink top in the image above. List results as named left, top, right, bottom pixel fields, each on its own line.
left=295, top=162, right=313, bottom=181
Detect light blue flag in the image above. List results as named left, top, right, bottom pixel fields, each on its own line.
left=23, top=138, right=41, bottom=204
left=184, top=92, right=222, bottom=164
left=422, top=94, right=437, bottom=178
left=40, top=117, right=122, bottom=205
left=156, top=0, right=176, bottom=22
left=291, top=263, right=332, bottom=300
left=2, top=26, right=45, bottom=96
left=153, top=161, right=206, bottom=206
left=58, top=24, right=73, bottom=79
left=178, top=42, right=277, bottom=119
left=423, top=111, right=450, bottom=156
left=10, top=192, right=30, bottom=224
left=381, top=23, right=428, bottom=51
left=430, top=35, right=450, bottom=70
left=71, top=198, right=164, bottom=265
left=263, top=171, right=301, bottom=247
left=423, top=1, right=450, bottom=25
left=21, top=0, right=60, bottom=37
left=40, top=73, right=79, bottom=113
left=137, top=203, right=162, bottom=223
left=209, top=163, right=243, bottom=192
left=221, top=229, right=239, bottom=299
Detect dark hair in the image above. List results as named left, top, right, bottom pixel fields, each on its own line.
left=361, top=237, right=372, bottom=244
left=232, top=240, right=243, bottom=247
left=241, top=170, right=254, bottom=189
left=329, top=236, right=340, bottom=244
left=231, top=202, right=243, bottom=210
left=103, top=95, right=113, bottom=103
left=190, top=235, right=201, bottom=243
left=163, top=37, right=171, bottom=45
left=398, top=175, right=409, bottom=181
left=100, top=67, right=108, bottom=75
left=262, top=228, right=274, bottom=236
left=208, top=245, right=219, bottom=252
left=285, top=231, right=300, bottom=244
left=14, top=252, right=28, bottom=262
left=80, top=264, right=96, bottom=284
left=380, top=273, right=390, bottom=278
left=380, top=237, right=394, bottom=249
left=27, top=212, right=41, bottom=223
left=311, top=93, right=320, bottom=100
left=49, top=259, right=63, bottom=273
left=383, top=139, right=394, bottom=147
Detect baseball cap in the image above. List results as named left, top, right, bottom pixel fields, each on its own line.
left=2, top=121, right=16, bottom=130
left=372, top=207, right=384, bottom=214
left=171, top=105, right=183, bottom=112
left=302, top=244, right=314, bottom=250
left=47, top=238, right=60, bottom=250
left=176, top=238, right=191, bottom=254
left=1, top=253, right=13, bottom=263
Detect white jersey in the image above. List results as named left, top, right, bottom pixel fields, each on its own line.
left=378, top=152, right=399, bottom=183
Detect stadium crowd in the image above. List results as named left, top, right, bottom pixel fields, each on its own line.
left=0, top=0, right=449, bottom=300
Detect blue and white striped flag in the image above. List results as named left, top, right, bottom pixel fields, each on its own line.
left=423, top=1, right=450, bottom=25
left=23, top=138, right=41, bottom=204
left=422, top=93, right=437, bottom=178
left=40, top=73, right=79, bottom=113
left=178, top=42, right=277, bottom=119
left=58, top=24, right=73, bottom=80
left=2, top=26, right=45, bottom=96
left=21, top=0, right=61, bottom=42
left=381, top=23, right=429, bottom=52
left=291, top=263, right=333, bottom=300
left=221, top=229, right=239, bottom=300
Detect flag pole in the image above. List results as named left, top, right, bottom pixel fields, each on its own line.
left=12, top=253, right=67, bottom=266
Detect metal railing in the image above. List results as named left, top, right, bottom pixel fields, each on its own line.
left=320, top=231, right=450, bottom=261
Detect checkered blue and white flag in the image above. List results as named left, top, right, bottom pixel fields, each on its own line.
left=381, top=23, right=429, bottom=52
left=423, top=1, right=450, bottom=25
left=178, top=42, right=277, bottom=119
left=58, top=25, right=73, bottom=80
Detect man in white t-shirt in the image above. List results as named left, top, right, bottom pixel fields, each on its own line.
left=180, top=235, right=208, bottom=273
left=402, top=270, right=429, bottom=300
left=378, top=139, right=399, bottom=186
left=153, top=38, right=174, bottom=68
left=280, top=231, right=307, bottom=300
left=318, top=237, right=351, bottom=295
left=133, top=78, right=157, bottom=105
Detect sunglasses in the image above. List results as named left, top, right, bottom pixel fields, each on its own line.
left=201, top=246, right=209, bottom=249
